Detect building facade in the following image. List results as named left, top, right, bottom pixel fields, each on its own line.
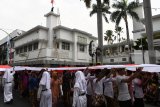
left=132, top=3, right=160, bottom=64
left=0, top=29, right=23, bottom=65
left=103, top=41, right=134, bottom=64
left=10, top=11, right=97, bottom=67
left=103, top=2, right=160, bottom=65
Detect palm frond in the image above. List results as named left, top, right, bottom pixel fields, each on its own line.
left=115, top=12, right=123, bottom=25
left=127, top=1, right=139, bottom=10
left=112, top=1, right=125, bottom=10
left=128, top=11, right=139, bottom=21
left=103, top=0, right=110, bottom=5
left=102, top=6, right=111, bottom=14
left=102, top=13, right=109, bottom=23
left=90, top=4, right=97, bottom=16
left=83, top=0, right=92, bottom=8
left=90, top=10, right=97, bottom=17
left=110, top=10, right=121, bottom=22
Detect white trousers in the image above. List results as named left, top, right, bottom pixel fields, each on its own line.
left=40, top=89, right=52, bottom=107
left=4, top=83, right=13, bottom=102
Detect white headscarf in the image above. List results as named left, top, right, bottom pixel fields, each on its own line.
left=39, top=71, right=51, bottom=89
left=74, top=71, right=87, bottom=92
left=3, top=69, right=14, bottom=82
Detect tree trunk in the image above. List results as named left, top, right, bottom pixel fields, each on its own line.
left=124, top=15, right=132, bottom=64
left=97, top=0, right=103, bottom=64
left=143, top=0, right=156, bottom=64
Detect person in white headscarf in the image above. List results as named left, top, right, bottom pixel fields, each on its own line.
left=3, top=68, right=15, bottom=103
left=37, top=69, right=52, bottom=107
left=72, top=71, right=87, bottom=107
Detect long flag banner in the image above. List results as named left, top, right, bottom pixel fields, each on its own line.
left=0, top=64, right=160, bottom=72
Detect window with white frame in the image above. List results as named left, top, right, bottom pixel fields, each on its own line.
left=122, top=58, right=127, bottom=61
left=16, top=49, right=19, bottom=54
left=33, top=42, right=38, bottom=50
left=28, top=44, right=32, bottom=51
left=62, top=42, right=70, bottom=50
left=79, top=44, right=85, bottom=52
left=110, top=59, right=114, bottom=62
left=24, top=46, right=28, bottom=52
left=19, top=47, right=23, bottom=53
left=55, top=42, right=59, bottom=49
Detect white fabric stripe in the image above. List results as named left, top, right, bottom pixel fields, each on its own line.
left=0, top=64, right=160, bottom=72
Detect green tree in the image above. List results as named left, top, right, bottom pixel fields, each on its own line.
left=90, top=3, right=111, bottom=23
left=104, top=30, right=115, bottom=45
left=81, top=0, right=110, bottom=64
left=115, top=26, right=123, bottom=43
left=114, top=26, right=125, bottom=53
left=110, top=0, right=139, bottom=63
left=133, top=37, right=148, bottom=64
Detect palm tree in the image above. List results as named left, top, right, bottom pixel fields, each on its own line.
left=81, top=0, right=110, bottom=64
left=133, top=37, right=148, bottom=64
left=104, top=30, right=114, bottom=45
left=115, top=26, right=123, bottom=43
left=81, top=0, right=109, bottom=8
left=115, top=26, right=124, bottom=53
left=90, top=3, right=111, bottom=23
left=110, top=0, right=139, bottom=63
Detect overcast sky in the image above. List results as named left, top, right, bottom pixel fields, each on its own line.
left=0, top=0, right=160, bottom=43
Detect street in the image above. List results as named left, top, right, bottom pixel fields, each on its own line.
left=0, top=87, right=31, bottom=107
left=0, top=89, right=158, bottom=107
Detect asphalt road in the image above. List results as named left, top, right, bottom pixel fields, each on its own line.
left=0, top=89, right=31, bottom=107
left=0, top=86, right=158, bottom=107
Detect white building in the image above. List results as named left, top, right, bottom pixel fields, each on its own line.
left=12, top=11, right=97, bottom=66
left=132, top=3, right=160, bottom=64
left=0, top=29, right=24, bottom=65
left=103, top=1, right=160, bottom=65
left=103, top=41, right=134, bottom=64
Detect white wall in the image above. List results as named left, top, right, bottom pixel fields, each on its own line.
left=59, top=29, right=73, bottom=42
left=153, top=18, right=160, bottom=31
left=14, top=31, right=39, bottom=48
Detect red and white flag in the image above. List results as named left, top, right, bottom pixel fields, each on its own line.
left=51, top=0, right=54, bottom=4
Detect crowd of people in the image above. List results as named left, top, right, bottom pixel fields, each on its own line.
left=0, top=67, right=160, bottom=107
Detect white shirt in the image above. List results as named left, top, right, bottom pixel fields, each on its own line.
left=133, top=78, right=144, bottom=98
left=93, top=77, right=105, bottom=95
left=103, top=78, right=115, bottom=98
left=116, top=75, right=131, bottom=101
left=86, top=74, right=95, bottom=95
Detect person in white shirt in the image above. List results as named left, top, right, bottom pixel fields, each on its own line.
left=133, top=73, right=145, bottom=107
left=3, top=69, right=15, bottom=104
left=103, top=70, right=116, bottom=107
left=86, top=70, right=95, bottom=107
left=37, top=69, right=52, bottom=107
left=116, top=68, right=139, bottom=107
left=92, top=69, right=113, bottom=107
left=72, top=71, right=87, bottom=107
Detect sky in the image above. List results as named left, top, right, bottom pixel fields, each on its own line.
left=0, top=0, right=160, bottom=44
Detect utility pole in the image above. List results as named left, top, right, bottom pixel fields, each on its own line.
left=143, top=0, right=156, bottom=64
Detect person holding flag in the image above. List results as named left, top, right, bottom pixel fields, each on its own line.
left=3, top=69, right=15, bottom=104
